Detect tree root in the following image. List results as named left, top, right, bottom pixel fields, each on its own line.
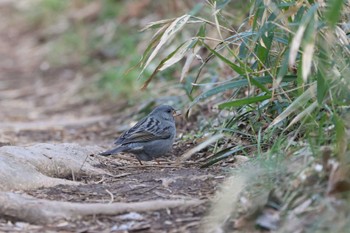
left=0, top=192, right=204, bottom=224
left=0, top=143, right=107, bottom=191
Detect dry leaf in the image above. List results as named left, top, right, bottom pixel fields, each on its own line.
left=327, top=161, right=350, bottom=195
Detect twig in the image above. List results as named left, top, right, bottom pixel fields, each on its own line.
left=105, top=173, right=132, bottom=178
left=178, top=134, right=224, bottom=163
left=121, top=164, right=181, bottom=169
left=105, top=189, right=114, bottom=204
left=79, top=154, right=90, bottom=173
left=94, top=176, right=105, bottom=184
left=71, top=168, right=76, bottom=182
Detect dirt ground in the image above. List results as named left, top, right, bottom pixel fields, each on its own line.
left=0, top=3, right=230, bottom=233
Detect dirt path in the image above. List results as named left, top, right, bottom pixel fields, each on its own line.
left=0, top=3, right=226, bottom=232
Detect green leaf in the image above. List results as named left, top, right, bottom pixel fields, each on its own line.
left=190, top=75, right=296, bottom=107
left=276, top=49, right=290, bottom=86
left=296, top=58, right=303, bottom=96
left=203, top=43, right=252, bottom=75
left=286, top=101, right=318, bottom=130
left=316, top=69, right=327, bottom=104
left=226, top=31, right=256, bottom=43
left=238, top=38, right=249, bottom=59
left=249, top=76, right=271, bottom=93
left=252, top=0, right=265, bottom=30
left=274, top=37, right=289, bottom=45
left=218, top=94, right=272, bottom=109
left=191, top=78, right=250, bottom=106
left=200, top=146, right=246, bottom=168
left=294, top=5, right=306, bottom=23
left=256, top=20, right=275, bottom=66
left=196, top=24, right=206, bottom=38
left=333, top=113, right=346, bottom=160
left=215, top=0, right=231, bottom=10
left=189, top=3, right=204, bottom=16
left=269, top=83, right=316, bottom=128
left=140, top=18, right=174, bottom=31
left=325, top=0, right=345, bottom=27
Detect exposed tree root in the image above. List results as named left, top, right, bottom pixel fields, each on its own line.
left=0, top=143, right=107, bottom=191
left=0, top=192, right=204, bottom=224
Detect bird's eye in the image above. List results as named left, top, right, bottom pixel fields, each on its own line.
left=167, top=109, right=172, bottom=113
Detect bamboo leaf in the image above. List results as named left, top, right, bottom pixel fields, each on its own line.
left=200, top=146, right=245, bottom=168
left=325, top=0, right=345, bottom=28
left=190, top=75, right=296, bottom=107
left=196, top=24, right=206, bottom=38
left=188, top=3, right=204, bottom=16
left=285, top=101, right=318, bottom=130
left=215, top=0, right=231, bottom=10
left=139, top=14, right=191, bottom=77
left=178, top=134, right=224, bottom=162
left=218, top=95, right=272, bottom=109
left=333, top=113, right=347, bottom=160
left=289, top=4, right=318, bottom=68
left=139, top=24, right=167, bottom=68
left=180, top=45, right=201, bottom=82
left=256, top=20, right=275, bottom=65
left=301, top=13, right=316, bottom=82
left=275, top=49, right=290, bottom=88
left=203, top=43, right=250, bottom=75
left=302, top=43, right=315, bottom=82
left=141, top=39, right=196, bottom=89
left=269, top=83, right=316, bottom=127
left=140, top=18, right=175, bottom=31
left=249, top=76, right=271, bottom=93
left=316, top=69, right=328, bottom=104
left=159, top=38, right=198, bottom=71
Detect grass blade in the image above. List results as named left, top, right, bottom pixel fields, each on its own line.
left=218, top=94, right=271, bottom=109
left=325, top=0, right=345, bottom=28
left=285, top=101, right=318, bottom=130
left=269, top=83, right=316, bottom=128
left=190, top=75, right=296, bottom=107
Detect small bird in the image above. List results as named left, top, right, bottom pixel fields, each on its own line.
left=100, top=105, right=177, bottom=165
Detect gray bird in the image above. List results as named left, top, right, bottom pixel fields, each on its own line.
left=100, top=105, right=177, bottom=164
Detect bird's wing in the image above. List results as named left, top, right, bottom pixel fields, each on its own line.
left=114, top=116, right=172, bottom=145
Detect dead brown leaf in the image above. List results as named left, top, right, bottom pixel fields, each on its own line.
left=327, top=161, right=350, bottom=196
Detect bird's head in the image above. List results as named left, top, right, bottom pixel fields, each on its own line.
left=151, top=105, right=178, bottom=121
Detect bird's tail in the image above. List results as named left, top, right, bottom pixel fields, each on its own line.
left=99, top=147, right=125, bottom=156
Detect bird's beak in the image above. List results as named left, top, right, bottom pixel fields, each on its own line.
left=173, top=109, right=181, bottom=117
